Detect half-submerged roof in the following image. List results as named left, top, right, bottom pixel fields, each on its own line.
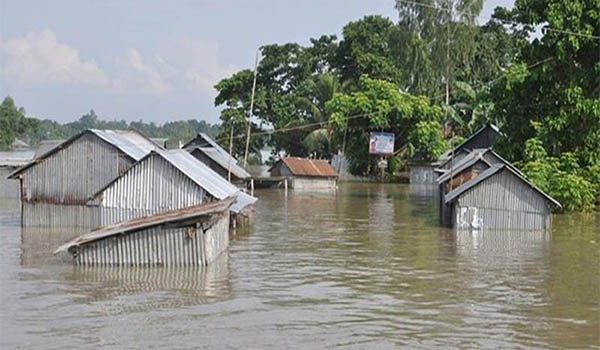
left=440, top=124, right=501, bottom=160
left=90, top=149, right=256, bottom=213
left=184, top=133, right=237, bottom=165
left=271, top=157, right=338, bottom=177
left=10, top=129, right=161, bottom=178
left=0, top=151, right=35, bottom=167
left=444, top=164, right=561, bottom=208
left=188, top=146, right=251, bottom=180
left=55, top=197, right=235, bottom=254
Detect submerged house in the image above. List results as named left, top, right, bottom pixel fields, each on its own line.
left=87, top=149, right=256, bottom=226
left=58, top=149, right=257, bottom=266
left=0, top=151, right=35, bottom=199
left=269, top=157, right=338, bottom=190
left=8, top=129, right=161, bottom=227
left=56, top=198, right=236, bottom=266
left=409, top=123, right=502, bottom=184
left=442, top=164, right=561, bottom=231
left=184, top=133, right=252, bottom=188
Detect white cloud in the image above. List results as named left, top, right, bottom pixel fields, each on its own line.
left=110, top=48, right=172, bottom=96
left=1, top=29, right=237, bottom=99
left=0, top=29, right=108, bottom=86
left=177, top=38, right=238, bottom=95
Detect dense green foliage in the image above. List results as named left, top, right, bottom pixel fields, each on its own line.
left=327, top=76, right=447, bottom=175
left=491, top=0, right=600, bottom=211
left=0, top=97, right=219, bottom=150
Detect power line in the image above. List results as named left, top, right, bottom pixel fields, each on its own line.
left=215, top=110, right=386, bottom=144
left=395, top=0, right=600, bottom=40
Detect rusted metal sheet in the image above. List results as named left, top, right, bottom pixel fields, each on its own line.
left=444, top=165, right=560, bottom=230
left=56, top=199, right=233, bottom=266
left=269, top=157, right=338, bottom=178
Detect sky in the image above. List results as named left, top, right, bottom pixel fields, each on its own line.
left=0, top=0, right=514, bottom=124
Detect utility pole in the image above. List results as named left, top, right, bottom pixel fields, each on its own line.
left=446, top=0, right=451, bottom=106
left=227, top=124, right=233, bottom=182
left=243, top=49, right=260, bottom=167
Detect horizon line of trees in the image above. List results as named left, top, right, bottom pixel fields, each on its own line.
left=0, top=96, right=220, bottom=150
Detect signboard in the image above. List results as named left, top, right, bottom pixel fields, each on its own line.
left=369, top=132, right=395, bottom=155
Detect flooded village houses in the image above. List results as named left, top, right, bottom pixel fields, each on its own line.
left=409, top=124, right=502, bottom=184
left=0, top=150, right=35, bottom=199
left=184, top=133, right=253, bottom=189
left=8, top=129, right=161, bottom=228
left=269, top=157, right=338, bottom=190
left=56, top=149, right=257, bottom=266
left=437, top=148, right=561, bottom=230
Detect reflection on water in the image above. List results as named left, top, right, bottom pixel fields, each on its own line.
left=0, top=183, right=598, bottom=349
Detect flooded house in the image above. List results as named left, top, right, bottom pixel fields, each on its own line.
left=8, top=129, right=161, bottom=228
left=0, top=150, right=35, bottom=198
left=409, top=124, right=502, bottom=184
left=183, top=132, right=252, bottom=188
left=442, top=163, right=561, bottom=231
left=57, top=149, right=257, bottom=266
left=35, top=139, right=66, bottom=158
left=269, top=157, right=338, bottom=190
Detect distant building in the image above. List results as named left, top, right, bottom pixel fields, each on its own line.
left=9, top=129, right=160, bottom=228
left=269, top=157, right=338, bottom=190
left=409, top=124, right=502, bottom=184
left=150, top=138, right=168, bottom=148
left=0, top=151, right=35, bottom=198
left=184, top=132, right=252, bottom=188
left=11, top=138, right=30, bottom=151
left=35, top=140, right=66, bottom=158
left=442, top=164, right=560, bottom=231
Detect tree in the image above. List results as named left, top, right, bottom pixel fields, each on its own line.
left=336, top=16, right=402, bottom=85
left=490, top=0, right=600, bottom=210
left=327, top=75, right=447, bottom=176
left=0, top=96, right=40, bottom=150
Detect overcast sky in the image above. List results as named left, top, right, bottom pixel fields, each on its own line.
left=0, top=0, right=514, bottom=124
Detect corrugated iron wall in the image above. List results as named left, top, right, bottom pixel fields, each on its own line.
left=21, top=133, right=132, bottom=204
left=99, top=153, right=207, bottom=226
left=291, top=177, right=337, bottom=190
left=0, top=167, right=20, bottom=198
left=22, top=202, right=101, bottom=228
left=74, top=213, right=230, bottom=266
left=452, top=170, right=551, bottom=230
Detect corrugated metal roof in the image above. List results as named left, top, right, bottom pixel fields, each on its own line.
left=184, top=133, right=238, bottom=165
left=10, top=129, right=160, bottom=178
left=444, top=164, right=561, bottom=208
left=436, top=149, right=491, bottom=184
left=91, top=129, right=159, bottom=161
left=189, top=146, right=252, bottom=179
left=155, top=149, right=239, bottom=200
left=440, top=124, right=501, bottom=160
left=0, top=151, right=35, bottom=167
left=271, top=157, right=338, bottom=177
left=231, top=191, right=258, bottom=214
left=35, top=139, right=65, bottom=158
left=55, top=197, right=234, bottom=253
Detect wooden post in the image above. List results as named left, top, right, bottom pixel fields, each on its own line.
left=227, top=125, right=234, bottom=182
left=284, top=178, right=288, bottom=197
left=250, top=179, right=255, bottom=197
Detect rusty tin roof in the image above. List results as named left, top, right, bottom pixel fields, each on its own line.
left=271, top=157, right=338, bottom=177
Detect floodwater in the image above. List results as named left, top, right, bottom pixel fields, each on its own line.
left=1, top=183, right=598, bottom=349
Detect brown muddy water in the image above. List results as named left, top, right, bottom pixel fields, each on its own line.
left=0, top=183, right=598, bottom=349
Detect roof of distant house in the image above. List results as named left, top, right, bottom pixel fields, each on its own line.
left=270, top=157, right=338, bottom=177
left=9, top=129, right=161, bottom=178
